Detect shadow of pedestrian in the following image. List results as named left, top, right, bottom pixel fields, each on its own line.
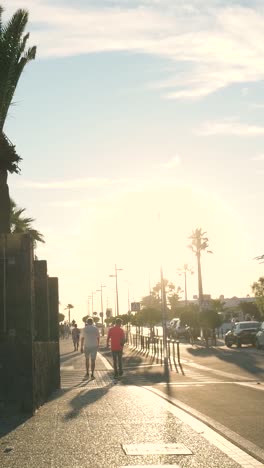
left=64, top=383, right=113, bottom=420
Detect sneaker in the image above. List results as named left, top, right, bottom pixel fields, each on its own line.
left=91, top=374, right=95, bottom=380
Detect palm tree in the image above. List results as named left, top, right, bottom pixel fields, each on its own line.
left=188, top=228, right=212, bottom=308
left=254, top=254, right=264, bottom=263
left=65, top=304, right=74, bottom=325
left=10, top=198, right=44, bottom=246
left=0, top=6, right=36, bottom=233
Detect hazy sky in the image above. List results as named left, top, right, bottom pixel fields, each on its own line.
left=4, top=0, right=264, bottom=323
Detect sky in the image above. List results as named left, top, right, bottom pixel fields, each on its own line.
left=3, top=0, right=264, bottom=324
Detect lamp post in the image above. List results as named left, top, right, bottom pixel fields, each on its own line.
left=109, top=264, right=123, bottom=317
left=87, top=295, right=92, bottom=315
left=160, top=264, right=169, bottom=381
left=90, top=290, right=96, bottom=315
left=178, top=264, right=194, bottom=306
left=96, top=284, right=106, bottom=329
left=157, top=212, right=169, bottom=381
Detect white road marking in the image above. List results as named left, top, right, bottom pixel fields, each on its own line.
left=147, top=387, right=264, bottom=467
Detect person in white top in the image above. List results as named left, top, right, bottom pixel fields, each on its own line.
left=80, top=317, right=100, bottom=379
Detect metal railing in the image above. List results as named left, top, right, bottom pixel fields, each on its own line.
left=127, top=332, right=181, bottom=366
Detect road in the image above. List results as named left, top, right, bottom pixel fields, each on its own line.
left=153, top=340, right=264, bottom=459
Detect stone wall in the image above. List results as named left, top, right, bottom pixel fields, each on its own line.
left=0, top=233, right=60, bottom=414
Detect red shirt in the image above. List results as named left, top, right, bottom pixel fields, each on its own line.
left=107, top=326, right=125, bottom=351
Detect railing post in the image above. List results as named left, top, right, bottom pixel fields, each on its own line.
left=176, top=340, right=180, bottom=364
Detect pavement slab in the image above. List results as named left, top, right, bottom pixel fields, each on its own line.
left=0, top=338, right=262, bottom=468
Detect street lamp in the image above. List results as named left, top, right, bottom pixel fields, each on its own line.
left=96, top=284, right=106, bottom=329
left=109, top=264, right=123, bottom=317
left=90, top=290, right=96, bottom=315
left=178, top=264, right=194, bottom=306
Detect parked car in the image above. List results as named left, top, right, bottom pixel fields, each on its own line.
left=224, top=321, right=260, bottom=348
left=167, top=318, right=190, bottom=340
left=255, top=322, right=264, bottom=349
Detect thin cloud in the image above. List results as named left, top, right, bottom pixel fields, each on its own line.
left=197, top=119, right=264, bottom=136
left=6, top=1, right=264, bottom=99
left=17, top=177, right=130, bottom=189
left=160, top=156, right=181, bottom=168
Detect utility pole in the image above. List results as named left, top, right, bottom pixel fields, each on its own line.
left=178, top=264, right=193, bottom=306
left=96, top=284, right=106, bottom=329
left=109, top=264, right=123, bottom=316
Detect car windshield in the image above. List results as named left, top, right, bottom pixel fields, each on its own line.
left=239, top=322, right=259, bottom=329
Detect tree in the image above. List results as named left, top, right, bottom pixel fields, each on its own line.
left=239, top=301, right=261, bottom=321
left=65, top=303, right=74, bottom=324
left=179, top=303, right=200, bottom=328
left=130, top=308, right=161, bottom=327
left=0, top=6, right=36, bottom=233
left=251, top=277, right=264, bottom=318
left=10, top=198, right=44, bottom=246
left=58, top=313, right=65, bottom=323
left=141, top=292, right=160, bottom=310
left=188, top=228, right=212, bottom=308
left=200, top=309, right=223, bottom=330
left=167, top=289, right=182, bottom=319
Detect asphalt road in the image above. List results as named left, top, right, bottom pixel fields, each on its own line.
left=154, top=341, right=264, bottom=455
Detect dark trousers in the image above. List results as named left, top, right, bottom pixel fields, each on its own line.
left=112, top=350, right=123, bottom=376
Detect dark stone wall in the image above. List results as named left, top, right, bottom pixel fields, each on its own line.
left=0, top=341, right=60, bottom=414
left=34, top=260, right=49, bottom=341
left=48, top=277, right=59, bottom=342
left=0, top=234, right=34, bottom=340
left=0, top=234, right=60, bottom=414
left=33, top=342, right=60, bottom=410
left=0, top=341, right=34, bottom=413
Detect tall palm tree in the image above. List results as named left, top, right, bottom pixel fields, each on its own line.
left=10, top=198, right=44, bottom=246
left=0, top=6, right=36, bottom=233
left=65, top=304, right=74, bottom=325
left=188, top=228, right=212, bottom=308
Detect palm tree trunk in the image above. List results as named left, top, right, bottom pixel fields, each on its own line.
left=197, top=252, right=203, bottom=308
left=0, top=169, right=11, bottom=233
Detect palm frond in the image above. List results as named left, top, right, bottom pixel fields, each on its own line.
left=254, top=254, right=264, bottom=262
left=0, top=5, right=4, bottom=33
left=0, top=131, right=21, bottom=173
left=0, top=8, right=36, bottom=131
left=10, top=198, right=45, bottom=245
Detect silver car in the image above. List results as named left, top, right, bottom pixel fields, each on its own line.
left=255, top=322, right=264, bottom=349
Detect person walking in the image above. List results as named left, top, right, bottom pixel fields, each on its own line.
left=80, top=317, right=100, bottom=379
left=107, top=318, right=126, bottom=379
left=72, top=323, right=80, bottom=351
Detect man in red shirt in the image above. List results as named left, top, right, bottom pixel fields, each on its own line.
left=107, top=318, right=125, bottom=379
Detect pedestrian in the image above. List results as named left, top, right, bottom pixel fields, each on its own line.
left=106, top=318, right=126, bottom=379
left=72, top=323, right=80, bottom=351
left=80, top=317, right=100, bottom=379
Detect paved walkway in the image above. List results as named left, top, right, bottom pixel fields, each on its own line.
left=0, top=338, right=262, bottom=468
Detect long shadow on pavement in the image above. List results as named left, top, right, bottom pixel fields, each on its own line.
left=64, top=383, right=113, bottom=420
left=186, top=344, right=264, bottom=377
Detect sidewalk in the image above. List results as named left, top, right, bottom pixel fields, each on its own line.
left=0, top=338, right=262, bottom=468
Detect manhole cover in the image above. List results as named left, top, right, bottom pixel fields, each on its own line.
left=122, top=443, right=192, bottom=455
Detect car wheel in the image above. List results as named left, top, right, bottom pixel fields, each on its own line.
left=225, top=340, right=232, bottom=348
